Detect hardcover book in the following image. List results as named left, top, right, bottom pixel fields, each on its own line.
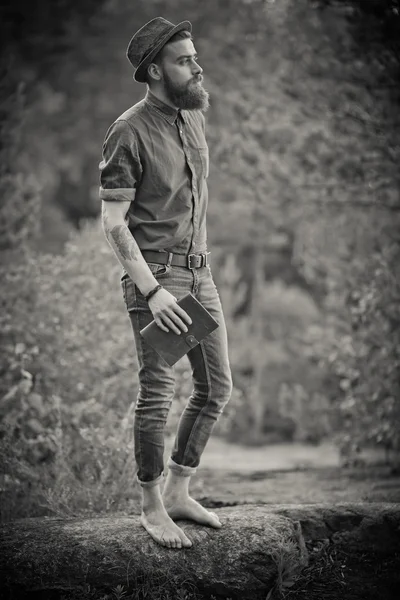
left=140, top=292, right=219, bottom=366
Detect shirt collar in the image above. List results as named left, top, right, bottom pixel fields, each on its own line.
left=145, top=89, right=184, bottom=126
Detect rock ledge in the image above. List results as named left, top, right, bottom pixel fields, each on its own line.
left=1, top=503, right=399, bottom=599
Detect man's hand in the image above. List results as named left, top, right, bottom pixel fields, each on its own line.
left=148, top=288, right=192, bottom=334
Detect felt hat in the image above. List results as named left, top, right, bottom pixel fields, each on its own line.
left=126, top=17, right=192, bottom=83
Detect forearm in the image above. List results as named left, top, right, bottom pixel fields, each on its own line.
left=101, top=209, right=158, bottom=296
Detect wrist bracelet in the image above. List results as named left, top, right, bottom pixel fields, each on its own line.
left=145, top=284, right=163, bottom=302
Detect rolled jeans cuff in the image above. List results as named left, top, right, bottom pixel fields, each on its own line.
left=167, top=457, right=197, bottom=477
left=136, top=471, right=164, bottom=488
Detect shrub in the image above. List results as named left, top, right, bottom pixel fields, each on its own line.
left=0, top=220, right=142, bottom=520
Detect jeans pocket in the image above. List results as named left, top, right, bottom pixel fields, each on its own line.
left=121, top=264, right=171, bottom=311
left=121, top=277, right=136, bottom=312
left=147, top=262, right=168, bottom=276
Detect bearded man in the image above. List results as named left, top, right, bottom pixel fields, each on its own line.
left=99, top=17, right=232, bottom=549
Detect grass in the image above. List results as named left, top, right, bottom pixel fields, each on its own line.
left=7, top=540, right=400, bottom=600
left=8, top=580, right=227, bottom=600
left=281, top=544, right=400, bottom=600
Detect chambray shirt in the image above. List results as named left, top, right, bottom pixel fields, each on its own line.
left=99, top=90, right=209, bottom=255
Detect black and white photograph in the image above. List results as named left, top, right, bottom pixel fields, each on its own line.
left=1, top=1, right=399, bottom=599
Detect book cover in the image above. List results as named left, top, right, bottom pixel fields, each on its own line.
left=140, top=292, right=219, bottom=366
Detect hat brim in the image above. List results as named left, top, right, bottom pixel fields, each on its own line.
left=134, top=20, right=192, bottom=83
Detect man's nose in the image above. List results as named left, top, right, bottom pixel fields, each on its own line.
left=192, top=61, right=203, bottom=75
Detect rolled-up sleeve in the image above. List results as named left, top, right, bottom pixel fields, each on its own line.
left=99, top=119, right=142, bottom=202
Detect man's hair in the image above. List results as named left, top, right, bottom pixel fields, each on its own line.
left=146, top=30, right=193, bottom=85
left=166, top=29, right=192, bottom=46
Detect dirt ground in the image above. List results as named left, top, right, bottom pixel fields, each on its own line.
left=184, top=438, right=400, bottom=600
left=164, top=436, right=400, bottom=505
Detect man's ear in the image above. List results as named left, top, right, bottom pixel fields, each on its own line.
left=147, top=63, right=162, bottom=82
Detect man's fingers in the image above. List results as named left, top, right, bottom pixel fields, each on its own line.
left=174, top=305, right=192, bottom=326
left=168, top=308, right=191, bottom=332
left=155, top=318, right=169, bottom=332
left=161, top=314, right=182, bottom=335
left=152, top=293, right=192, bottom=333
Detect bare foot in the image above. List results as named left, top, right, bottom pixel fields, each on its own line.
left=163, top=495, right=222, bottom=528
left=140, top=508, right=192, bottom=549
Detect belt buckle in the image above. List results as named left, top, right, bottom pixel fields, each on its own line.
left=188, top=252, right=209, bottom=268
left=187, top=253, right=198, bottom=269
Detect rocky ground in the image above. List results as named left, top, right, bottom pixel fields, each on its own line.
left=2, top=438, right=399, bottom=600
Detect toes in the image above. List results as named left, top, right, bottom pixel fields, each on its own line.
left=161, top=538, right=169, bottom=548
left=160, top=531, right=171, bottom=548
left=180, top=533, right=192, bottom=548
left=166, top=536, right=184, bottom=549
left=140, top=517, right=188, bottom=549
left=160, top=528, right=184, bottom=549
left=209, top=512, right=222, bottom=528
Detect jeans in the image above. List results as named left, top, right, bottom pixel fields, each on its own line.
left=121, top=262, right=232, bottom=487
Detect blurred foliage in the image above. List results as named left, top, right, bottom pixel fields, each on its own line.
left=0, top=0, right=108, bottom=253
left=1, top=0, right=400, bottom=519
left=0, top=0, right=107, bottom=71
left=0, top=223, right=138, bottom=519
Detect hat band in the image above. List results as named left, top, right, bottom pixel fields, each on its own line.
left=139, top=27, right=173, bottom=65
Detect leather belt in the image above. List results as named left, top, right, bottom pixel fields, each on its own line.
left=141, top=250, right=210, bottom=269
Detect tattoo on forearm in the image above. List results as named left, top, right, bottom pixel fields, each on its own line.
left=110, top=224, right=139, bottom=262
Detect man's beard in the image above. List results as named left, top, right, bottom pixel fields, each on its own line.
left=163, top=71, right=210, bottom=111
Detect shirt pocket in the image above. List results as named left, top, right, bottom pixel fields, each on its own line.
left=196, top=146, right=209, bottom=179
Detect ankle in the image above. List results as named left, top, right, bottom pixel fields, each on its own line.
left=163, top=473, right=190, bottom=497
left=141, top=483, right=165, bottom=513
